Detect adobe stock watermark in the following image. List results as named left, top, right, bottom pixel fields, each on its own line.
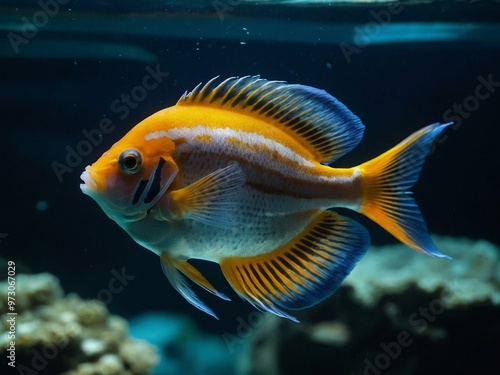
left=51, top=64, right=169, bottom=183
left=430, top=73, right=499, bottom=152
left=212, top=0, right=242, bottom=21
left=16, top=267, right=135, bottom=374
left=340, top=2, right=403, bottom=64
left=392, top=73, right=498, bottom=176
left=7, top=0, right=70, bottom=54
left=362, top=279, right=461, bottom=375
left=222, top=310, right=266, bottom=354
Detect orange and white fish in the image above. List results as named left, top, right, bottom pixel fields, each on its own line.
left=80, top=76, right=451, bottom=321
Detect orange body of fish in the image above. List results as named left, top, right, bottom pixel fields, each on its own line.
left=80, top=76, right=451, bottom=321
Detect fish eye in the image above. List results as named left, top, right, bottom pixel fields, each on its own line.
left=118, top=149, right=143, bottom=174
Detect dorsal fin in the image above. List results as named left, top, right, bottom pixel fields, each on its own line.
left=176, top=76, right=365, bottom=164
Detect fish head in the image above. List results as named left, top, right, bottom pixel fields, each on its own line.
left=80, top=131, right=178, bottom=223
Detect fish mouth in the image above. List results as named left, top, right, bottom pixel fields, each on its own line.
left=80, top=166, right=97, bottom=194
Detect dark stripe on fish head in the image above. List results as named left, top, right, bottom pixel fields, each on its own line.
left=129, top=158, right=165, bottom=206
left=128, top=157, right=178, bottom=213
left=131, top=179, right=148, bottom=205
left=144, top=157, right=166, bottom=204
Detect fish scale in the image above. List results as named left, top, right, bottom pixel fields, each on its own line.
left=165, top=124, right=360, bottom=207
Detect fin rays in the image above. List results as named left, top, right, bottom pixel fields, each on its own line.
left=220, top=211, right=370, bottom=322
left=168, top=163, right=245, bottom=229
left=359, top=123, right=452, bottom=258
left=160, top=211, right=369, bottom=321
left=160, top=253, right=229, bottom=319
left=177, top=76, right=365, bottom=164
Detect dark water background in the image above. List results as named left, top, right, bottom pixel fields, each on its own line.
left=1, top=1, right=499, bottom=336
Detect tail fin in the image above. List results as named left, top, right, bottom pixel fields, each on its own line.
left=358, top=122, right=452, bottom=258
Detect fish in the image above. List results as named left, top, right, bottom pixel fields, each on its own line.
left=80, top=76, right=451, bottom=321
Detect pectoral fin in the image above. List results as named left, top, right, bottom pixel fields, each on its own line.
left=168, top=163, right=245, bottom=229
left=160, top=252, right=229, bottom=319
left=220, top=211, right=370, bottom=322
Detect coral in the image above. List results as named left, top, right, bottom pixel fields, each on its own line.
left=0, top=273, right=158, bottom=374
left=129, top=312, right=236, bottom=375
left=237, top=236, right=500, bottom=375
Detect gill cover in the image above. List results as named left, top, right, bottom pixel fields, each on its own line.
left=128, top=155, right=179, bottom=216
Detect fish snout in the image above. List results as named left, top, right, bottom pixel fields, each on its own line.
left=80, top=166, right=98, bottom=194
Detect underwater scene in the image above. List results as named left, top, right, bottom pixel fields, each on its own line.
left=1, top=0, right=499, bottom=374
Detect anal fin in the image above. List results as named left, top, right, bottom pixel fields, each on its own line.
left=220, top=211, right=370, bottom=322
